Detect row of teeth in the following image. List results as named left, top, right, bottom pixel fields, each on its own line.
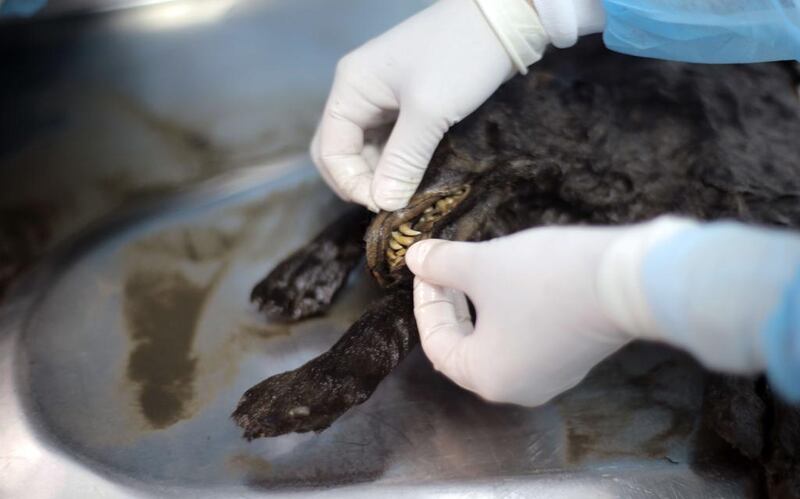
left=386, top=223, right=420, bottom=266
left=385, top=191, right=467, bottom=268
left=417, top=197, right=458, bottom=225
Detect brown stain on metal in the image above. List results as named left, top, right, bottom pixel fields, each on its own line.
left=121, top=262, right=291, bottom=430
left=561, top=351, right=703, bottom=464
left=120, top=180, right=331, bottom=430
left=564, top=401, right=644, bottom=463
left=227, top=453, right=273, bottom=481
left=108, top=89, right=223, bottom=180
left=123, top=269, right=206, bottom=429
left=127, top=224, right=239, bottom=263
left=104, top=89, right=313, bottom=186
left=237, top=323, right=291, bottom=340
left=122, top=224, right=242, bottom=431
left=188, top=321, right=294, bottom=410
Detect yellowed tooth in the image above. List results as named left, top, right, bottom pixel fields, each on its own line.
left=396, top=248, right=406, bottom=257
left=389, top=239, right=403, bottom=250
left=392, top=231, right=416, bottom=246
left=424, top=206, right=435, bottom=214
left=386, top=248, right=397, bottom=261
left=399, top=223, right=421, bottom=236
left=436, top=199, right=449, bottom=212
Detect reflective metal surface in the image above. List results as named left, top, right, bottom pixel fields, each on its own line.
left=0, top=0, right=430, bottom=254
left=2, top=158, right=756, bottom=497
left=1, top=0, right=172, bottom=20
left=0, top=0, right=760, bottom=495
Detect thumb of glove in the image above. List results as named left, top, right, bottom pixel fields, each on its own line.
left=405, top=239, right=480, bottom=293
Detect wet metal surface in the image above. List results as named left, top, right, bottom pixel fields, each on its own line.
left=0, top=0, right=430, bottom=296
left=2, top=158, right=755, bottom=497
left=0, top=0, right=760, bottom=495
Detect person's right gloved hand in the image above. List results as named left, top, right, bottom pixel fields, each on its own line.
left=311, top=0, right=549, bottom=212
left=406, top=215, right=800, bottom=406
left=404, top=218, right=697, bottom=406
left=403, top=217, right=705, bottom=406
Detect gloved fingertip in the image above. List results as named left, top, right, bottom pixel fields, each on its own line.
left=346, top=179, right=380, bottom=212
left=372, top=184, right=413, bottom=212
left=374, top=198, right=406, bottom=212
left=407, top=239, right=478, bottom=292
left=405, top=240, right=437, bottom=275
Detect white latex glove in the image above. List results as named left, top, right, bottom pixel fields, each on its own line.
left=404, top=217, right=695, bottom=406
left=311, top=0, right=549, bottom=212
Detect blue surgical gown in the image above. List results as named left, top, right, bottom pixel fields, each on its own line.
left=603, top=0, right=800, bottom=62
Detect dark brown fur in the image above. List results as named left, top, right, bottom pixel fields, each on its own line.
left=235, top=39, right=800, bottom=493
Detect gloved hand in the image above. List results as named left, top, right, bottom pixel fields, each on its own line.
left=404, top=217, right=695, bottom=406
left=311, top=0, right=549, bottom=212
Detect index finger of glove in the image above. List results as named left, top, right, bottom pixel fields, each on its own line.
left=414, top=278, right=478, bottom=391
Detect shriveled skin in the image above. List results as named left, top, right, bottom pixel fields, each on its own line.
left=366, top=39, right=800, bottom=285
left=704, top=376, right=800, bottom=498
left=702, top=376, right=766, bottom=461
left=235, top=37, right=800, bottom=440
left=767, top=394, right=800, bottom=497
left=250, top=208, right=369, bottom=321
left=233, top=290, right=416, bottom=438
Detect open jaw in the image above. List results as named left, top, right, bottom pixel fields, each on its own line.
left=365, top=184, right=471, bottom=287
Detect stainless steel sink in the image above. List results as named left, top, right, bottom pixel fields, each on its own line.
left=0, top=0, right=430, bottom=246
left=1, top=158, right=755, bottom=498
left=0, top=1, right=758, bottom=496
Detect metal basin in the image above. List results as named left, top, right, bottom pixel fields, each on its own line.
left=1, top=158, right=755, bottom=497
left=0, top=0, right=758, bottom=496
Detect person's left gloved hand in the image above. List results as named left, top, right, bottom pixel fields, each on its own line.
left=311, top=0, right=549, bottom=212
left=404, top=217, right=694, bottom=406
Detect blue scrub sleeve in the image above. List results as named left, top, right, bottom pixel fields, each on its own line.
left=762, top=268, right=800, bottom=401
left=602, top=0, right=800, bottom=62
left=642, top=222, right=800, bottom=402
